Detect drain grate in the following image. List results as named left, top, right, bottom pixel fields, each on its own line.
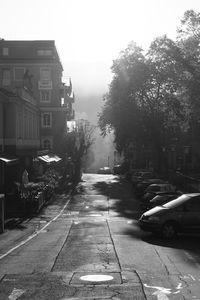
left=70, top=272, right=121, bottom=285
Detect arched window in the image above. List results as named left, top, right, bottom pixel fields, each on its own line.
left=43, top=139, right=51, bottom=149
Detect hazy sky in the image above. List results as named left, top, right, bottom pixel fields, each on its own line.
left=1, top=0, right=200, bottom=122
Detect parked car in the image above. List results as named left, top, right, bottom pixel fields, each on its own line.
left=131, top=171, right=156, bottom=186
left=139, top=193, right=200, bottom=238
left=143, top=183, right=176, bottom=202
left=135, top=178, right=166, bottom=197
left=140, top=183, right=176, bottom=211
left=148, top=191, right=183, bottom=209
left=125, top=168, right=147, bottom=181
left=113, top=164, right=122, bottom=175
left=98, top=167, right=112, bottom=174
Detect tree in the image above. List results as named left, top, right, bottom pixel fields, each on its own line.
left=98, top=42, right=148, bottom=154
left=64, top=120, right=96, bottom=182
left=99, top=9, right=200, bottom=172
left=176, top=9, right=200, bottom=122
left=98, top=38, right=189, bottom=170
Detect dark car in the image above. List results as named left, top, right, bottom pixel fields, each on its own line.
left=131, top=171, right=155, bottom=186
left=139, top=193, right=200, bottom=238
left=135, top=178, right=166, bottom=197
left=141, top=183, right=176, bottom=211
left=148, top=191, right=183, bottom=210
left=143, top=183, right=176, bottom=202
left=98, top=167, right=112, bottom=174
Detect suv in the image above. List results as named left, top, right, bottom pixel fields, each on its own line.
left=139, top=193, right=200, bottom=238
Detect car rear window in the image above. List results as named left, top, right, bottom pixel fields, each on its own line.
left=147, top=185, right=160, bottom=192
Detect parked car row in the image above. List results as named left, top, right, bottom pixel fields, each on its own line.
left=129, top=169, right=178, bottom=211
left=97, top=164, right=125, bottom=175
left=129, top=169, right=200, bottom=238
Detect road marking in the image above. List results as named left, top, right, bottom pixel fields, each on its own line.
left=153, top=290, right=169, bottom=300
left=8, top=288, right=25, bottom=300
left=0, top=197, right=71, bottom=261
left=144, top=284, right=171, bottom=300
left=181, top=274, right=196, bottom=281
left=144, top=282, right=184, bottom=299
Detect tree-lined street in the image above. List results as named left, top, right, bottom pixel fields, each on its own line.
left=0, top=174, right=200, bottom=299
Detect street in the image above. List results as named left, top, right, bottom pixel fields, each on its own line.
left=0, top=173, right=200, bottom=299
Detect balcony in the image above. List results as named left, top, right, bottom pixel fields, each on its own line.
left=66, top=109, right=75, bottom=121
left=60, top=82, right=74, bottom=103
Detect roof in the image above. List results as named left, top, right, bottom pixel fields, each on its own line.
left=0, top=40, right=63, bottom=69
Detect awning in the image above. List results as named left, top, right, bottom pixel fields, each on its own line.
left=37, top=154, right=62, bottom=163
left=0, top=155, right=19, bottom=164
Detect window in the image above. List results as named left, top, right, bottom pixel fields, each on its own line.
left=40, top=90, right=51, bottom=102
left=2, top=69, right=11, bottom=86
left=40, top=68, right=51, bottom=80
left=2, top=47, right=9, bottom=56
left=14, top=68, right=25, bottom=81
left=41, top=112, right=52, bottom=128
left=37, top=50, right=52, bottom=56
left=41, top=137, right=53, bottom=150
left=43, top=139, right=51, bottom=149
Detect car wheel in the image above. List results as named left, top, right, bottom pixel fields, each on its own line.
left=162, top=222, right=177, bottom=239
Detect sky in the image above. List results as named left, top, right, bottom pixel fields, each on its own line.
left=1, top=0, right=200, bottom=123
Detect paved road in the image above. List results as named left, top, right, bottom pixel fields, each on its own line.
left=0, top=174, right=200, bottom=299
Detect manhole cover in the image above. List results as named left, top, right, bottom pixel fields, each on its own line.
left=71, top=272, right=121, bottom=285
left=80, top=274, right=113, bottom=282
left=88, top=214, right=102, bottom=217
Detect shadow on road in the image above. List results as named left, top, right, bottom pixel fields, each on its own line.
left=4, top=218, right=28, bottom=230
left=82, top=175, right=200, bottom=264
left=92, top=176, right=141, bottom=220
left=142, top=233, right=200, bottom=266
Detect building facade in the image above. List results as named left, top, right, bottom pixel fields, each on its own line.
left=0, top=39, right=74, bottom=158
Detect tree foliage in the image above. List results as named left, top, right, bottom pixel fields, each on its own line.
left=63, top=120, right=96, bottom=181
left=98, top=10, right=200, bottom=168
